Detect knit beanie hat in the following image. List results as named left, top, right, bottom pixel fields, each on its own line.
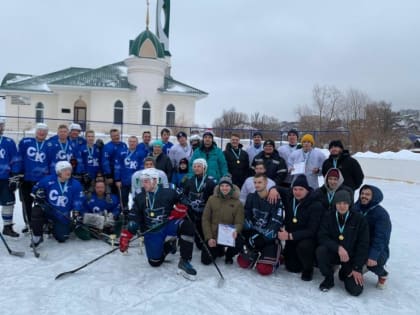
left=301, top=134, right=315, bottom=145
left=329, top=140, right=344, bottom=150
left=326, top=168, right=340, bottom=179
left=292, top=174, right=311, bottom=191
left=219, top=176, right=233, bottom=188
left=333, top=190, right=352, bottom=205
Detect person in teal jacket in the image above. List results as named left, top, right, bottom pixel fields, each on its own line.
left=188, top=131, right=228, bottom=182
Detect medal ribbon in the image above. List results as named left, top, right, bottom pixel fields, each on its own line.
left=327, top=191, right=335, bottom=205
left=335, top=211, right=350, bottom=235
left=146, top=187, right=159, bottom=210
left=195, top=175, right=207, bottom=192
left=36, top=140, right=45, bottom=153
left=58, top=180, right=68, bottom=196
left=231, top=148, right=241, bottom=161
left=292, top=198, right=299, bottom=218
left=59, top=140, right=69, bottom=153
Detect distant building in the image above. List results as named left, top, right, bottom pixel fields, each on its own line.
left=0, top=0, right=207, bottom=134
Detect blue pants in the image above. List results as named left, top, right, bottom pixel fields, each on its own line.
left=144, top=219, right=180, bottom=260
left=31, top=203, right=71, bottom=242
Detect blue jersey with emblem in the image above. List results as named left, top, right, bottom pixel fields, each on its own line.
left=17, top=137, right=52, bottom=182
left=101, top=141, right=128, bottom=177
left=114, top=148, right=143, bottom=185
left=47, top=137, right=84, bottom=174
left=0, top=136, right=18, bottom=179
left=80, top=144, right=102, bottom=179
left=32, top=174, right=84, bottom=222
left=83, top=192, right=120, bottom=217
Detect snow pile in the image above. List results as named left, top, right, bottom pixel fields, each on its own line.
left=353, top=150, right=420, bottom=161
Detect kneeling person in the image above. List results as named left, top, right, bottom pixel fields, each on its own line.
left=30, top=161, right=84, bottom=246
left=120, top=169, right=197, bottom=280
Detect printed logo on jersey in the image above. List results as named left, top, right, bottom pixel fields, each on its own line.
left=57, top=150, right=72, bottom=161
left=27, top=146, right=46, bottom=163
left=49, top=190, right=69, bottom=207
left=0, top=148, right=6, bottom=159
left=124, top=158, right=138, bottom=169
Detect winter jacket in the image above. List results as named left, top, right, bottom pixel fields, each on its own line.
left=314, top=168, right=354, bottom=212
left=202, top=188, right=244, bottom=241
left=168, top=143, right=193, bottom=168
left=252, top=150, right=288, bottom=186
left=318, top=209, right=370, bottom=272
left=182, top=175, right=217, bottom=214
left=223, top=143, right=251, bottom=188
left=279, top=187, right=323, bottom=241
left=244, top=192, right=284, bottom=240
left=189, top=142, right=228, bottom=181
left=353, top=185, right=391, bottom=261
left=322, top=150, right=364, bottom=191
left=246, top=143, right=263, bottom=167
left=288, top=148, right=326, bottom=189
left=239, top=176, right=275, bottom=204
left=151, top=153, right=173, bottom=182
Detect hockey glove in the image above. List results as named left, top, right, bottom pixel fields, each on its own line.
left=95, top=138, right=104, bottom=150
left=249, top=233, right=265, bottom=249
left=169, top=203, right=188, bottom=220
left=119, top=229, right=133, bottom=252
left=9, top=173, right=23, bottom=192
left=32, top=188, right=46, bottom=203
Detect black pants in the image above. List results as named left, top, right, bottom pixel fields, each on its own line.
left=120, top=185, right=131, bottom=210
left=316, top=245, right=364, bottom=296
left=201, top=241, right=241, bottom=265
left=283, top=238, right=316, bottom=273
left=20, top=181, right=37, bottom=223
left=189, top=210, right=204, bottom=250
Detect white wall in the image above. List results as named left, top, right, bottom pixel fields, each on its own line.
left=354, top=157, right=420, bottom=184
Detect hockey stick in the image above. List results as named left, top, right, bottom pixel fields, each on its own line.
left=55, top=221, right=167, bottom=280
left=20, top=188, right=40, bottom=258
left=185, top=212, right=225, bottom=287
left=0, top=232, right=25, bottom=257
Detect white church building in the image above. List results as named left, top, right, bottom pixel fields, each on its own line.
left=0, top=0, right=207, bottom=135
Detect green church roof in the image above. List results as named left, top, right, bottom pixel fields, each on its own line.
left=129, top=29, right=165, bottom=58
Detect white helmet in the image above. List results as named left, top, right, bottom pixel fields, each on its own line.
left=55, top=161, right=72, bottom=174
left=35, top=123, right=48, bottom=131
left=69, top=123, right=82, bottom=131
left=190, top=134, right=201, bottom=141
left=140, top=168, right=159, bottom=181
left=193, top=158, right=207, bottom=171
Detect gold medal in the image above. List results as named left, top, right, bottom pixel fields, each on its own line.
left=150, top=212, right=155, bottom=217
left=292, top=217, right=298, bottom=223
left=236, top=160, right=240, bottom=164
left=338, top=234, right=344, bottom=241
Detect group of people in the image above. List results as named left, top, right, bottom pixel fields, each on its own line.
left=0, top=119, right=392, bottom=295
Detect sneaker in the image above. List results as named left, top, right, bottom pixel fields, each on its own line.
left=376, top=276, right=387, bottom=289
left=319, top=276, right=335, bottom=292
left=3, top=224, right=20, bottom=237
left=30, top=235, right=44, bottom=248
left=301, top=269, right=313, bottom=281
left=177, top=258, right=197, bottom=281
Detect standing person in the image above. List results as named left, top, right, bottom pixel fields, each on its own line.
left=288, top=134, right=326, bottom=190
left=80, top=130, right=101, bottom=190
left=68, top=123, right=87, bottom=157
left=224, top=133, right=250, bottom=188
left=314, top=168, right=354, bottom=212
left=246, top=131, right=263, bottom=168
left=48, top=124, right=83, bottom=175
left=171, top=158, right=189, bottom=188
left=277, top=174, right=324, bottom=281
left=278, top=129, right=301, bottom=187
left=0, top=118, right=20, bottom=237
left=119, top=169, right=197, bottom=280
left=136, top=131, right=152, bottom=169
left=316, top=190, right=369, bottom=296
left=189, top=131, right=228, bottom=182
left=237, top=174, right=284, bottom=275
left=353, top=184, right=391, bottom=289
left=102, top=129, right=127, bottom=194
left=114, top=136, right=143, bottom=211
left=201, top=176, right=244, bottom=264
left=30, top=161, right=84, bottom=245
left=160, top=128, right=173, bottom=155
left=150, top=140, right=173, bottom=182
left=322, top=140, right=364, bottom=192
left=240, top=162, right=275, bottom=204
left=169, top=131, right=193, bottom=169
left=16, top=122, right=52, bottom=232
left=182, top=158, right=217, bottom=249
left=189, top=134, right=201, bottom=151
left=252, top=140, right=288, bottom=186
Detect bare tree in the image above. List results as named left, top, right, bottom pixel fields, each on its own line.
left=212, top=107, right=249, bottom=137
left=312, top=84, right=344, bottom=131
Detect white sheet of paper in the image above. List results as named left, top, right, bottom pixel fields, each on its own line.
left=217, top=224, right=236, bottom=247
left=291, top=162, right=306, bottom=175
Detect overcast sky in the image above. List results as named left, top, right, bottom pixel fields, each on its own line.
left=1, top=0, right=419, bottom=126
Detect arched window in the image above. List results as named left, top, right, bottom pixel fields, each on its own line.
left=142, top=102, right=151, bottom=125
left=166, top=104, right=175, bottom=126
left=113, top=100, right=123, bottom=124
left=36, top=102, right=44, bottom=123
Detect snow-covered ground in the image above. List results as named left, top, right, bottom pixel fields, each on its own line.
left=1, top=177, right=419, bottom=315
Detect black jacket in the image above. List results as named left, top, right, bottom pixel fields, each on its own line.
left=318, top=209, right=369, bottom=271
left=253, top=150, right=288, bottom=186
left=322, top=150, right=364, bottom=191
left=224, top=143, right=250, bottom=188
left=151, top=153, right=173, bottom=182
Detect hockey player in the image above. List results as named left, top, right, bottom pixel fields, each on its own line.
left=182, top=158, right=217, bottom=249
left=119, top=169, right=197, bottom=280
left=80, top=130, right=101, bottom=191
left=237, top=174, right=284, bottom=275
left=16, top=123, right=51, bottom=232
left=30, top=161, right=84, bottom=245
left=80, top=180, right=121, bottom=238
left=68, top=123, right=87, bottom=157
left=131, top=157, right=169, bottom=196
left=0, top=118, right=20, bottom=237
